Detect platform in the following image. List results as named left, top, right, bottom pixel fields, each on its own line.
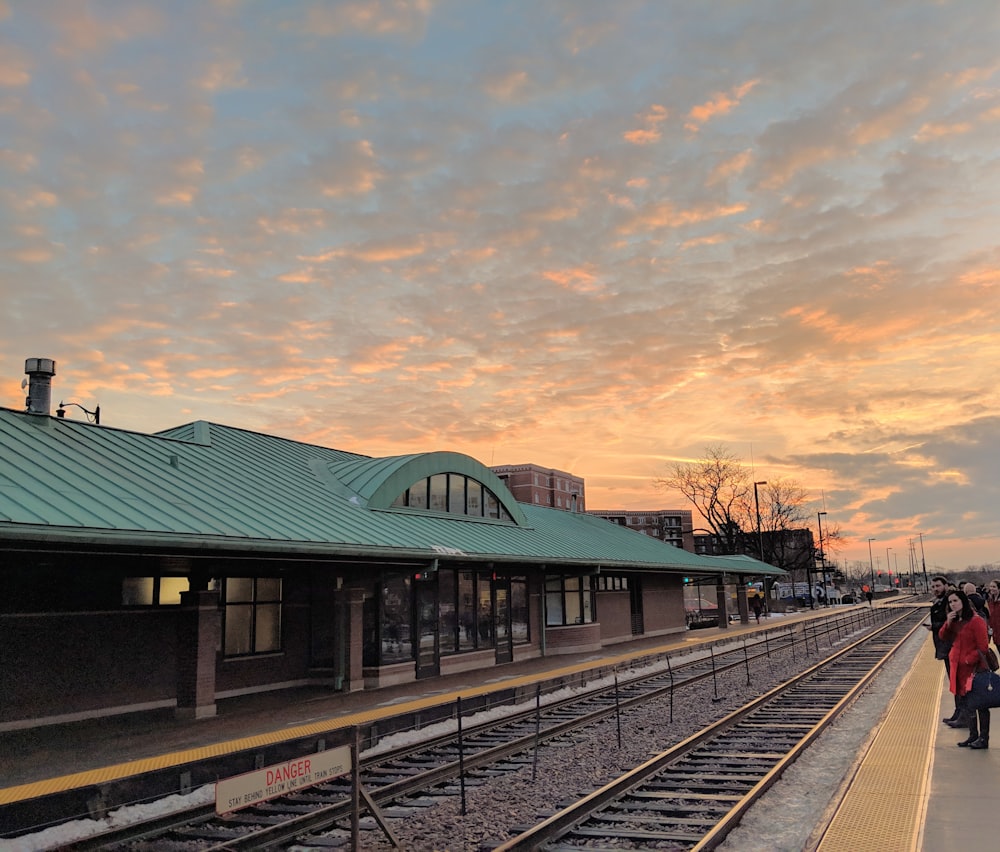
left=816, top=632, right=998, bottom=852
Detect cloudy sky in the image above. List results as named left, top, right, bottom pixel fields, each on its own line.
left=2, top=1, right=998, bottom=574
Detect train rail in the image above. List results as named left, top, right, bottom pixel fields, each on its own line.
left=18, top=606, right=894, bottom=851
left=493, top=607, right=925, bottom=851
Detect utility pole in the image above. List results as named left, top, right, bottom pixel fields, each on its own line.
left=919, top=532, right=928, bottom=590
left=817, top=511, right=827, bottom=606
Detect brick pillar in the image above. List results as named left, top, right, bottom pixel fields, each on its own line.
left=176, top=589, right=220, bottom=719
left=736, top=577, right=749, bottom=624
left=716, top=579, right=729, bottom=630
left=337, top=587, right=367, bottom=693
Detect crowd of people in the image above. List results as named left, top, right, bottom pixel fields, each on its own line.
left=928, top=577, right=1000, bottom=750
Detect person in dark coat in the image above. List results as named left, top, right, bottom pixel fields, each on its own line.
left=928, top=576, right=959, bottom=724
left=939, top=589, right=990, bottom=749
left=963, top=582, right=989, bottom=621
left=986, top=580, right=1000, bottom=650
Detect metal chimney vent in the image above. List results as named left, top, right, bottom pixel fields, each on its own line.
left=24, top=357, right=57, bottom=416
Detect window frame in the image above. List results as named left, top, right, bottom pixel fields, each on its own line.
left=223, top=577, right=283, bottom=658
left=545, top=574, right=596, bottom=626
left=121, top=575, right=190, bottom=606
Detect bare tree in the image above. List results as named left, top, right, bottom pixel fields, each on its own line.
left=755, top=478, right=814, bottom=574
left=656, top=445, right=750, bottom=554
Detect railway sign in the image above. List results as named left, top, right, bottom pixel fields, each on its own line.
left=216, top=745, right=352, bottom=815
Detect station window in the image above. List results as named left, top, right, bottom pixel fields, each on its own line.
left=122, top=576, right=189, bottom=606
left=438, top=570, right=530, bottom=655
left=391, top=474, right=513, bottom=521
left=224, top=577, right=282, bottom=657
left=379, top=574, right=412, bottom=663
left=510, top=577, right=529, bottom=643
left=545, top=575, right=595, bottom=626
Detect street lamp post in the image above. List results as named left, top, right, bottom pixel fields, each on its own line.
left=753, top=480, right=769, bottom=606
left=817, top=511, right=827, bottom=606
left=867, top=538, right=876, bottom=594
left=886, top=547, right=893, bottom=590
left=753, top=481, right=767, bottom=562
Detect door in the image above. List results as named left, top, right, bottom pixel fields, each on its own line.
left=414, top=576, right=439, bottom=678
left=629, top=577, right=644, bottom=635
left=494, top=582, right=512, bottom=664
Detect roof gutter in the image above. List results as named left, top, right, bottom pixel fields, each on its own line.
left=0, top=525, right=784, bottom=575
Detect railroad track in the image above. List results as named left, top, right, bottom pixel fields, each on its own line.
left=493, top=607, right=925, bottom=851
left=45, top=606, right=894, bottom=851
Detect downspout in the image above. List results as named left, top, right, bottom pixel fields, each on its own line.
left=335, top=576, right=345, bottom=690
left=539, top=566, right=547, bottom=656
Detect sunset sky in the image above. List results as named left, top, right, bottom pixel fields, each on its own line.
left=2, top=1, right=999, bottom=574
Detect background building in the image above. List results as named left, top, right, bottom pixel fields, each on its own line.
left=490, top=463, right=585, bottom=512
left=588, top=509, right=694, bottom=550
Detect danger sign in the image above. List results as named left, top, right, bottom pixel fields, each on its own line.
left=216, top=745, right=352, bottom=814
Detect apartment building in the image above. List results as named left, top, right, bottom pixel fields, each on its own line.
left=587, top=509, right=695, bottom=550
left=490, top=463, right=586, bottom=512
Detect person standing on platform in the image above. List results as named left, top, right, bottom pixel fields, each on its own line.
left=750, top=593, right=763, bottom=624
left=963, top=581, right=989, bottom=621
left=986, top=580, right=1000, bottom=650
left=939, top=589, right=990, bottom=749
left=929, top=576, right=960, bottom=725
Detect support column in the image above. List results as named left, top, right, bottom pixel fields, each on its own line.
left=715, top=579, right=729, bottom=630
left=337, top=587, right=367, bottom=693
left=736, top=576, right=749, bottom=624
left=176, top=589, right=220, bottom=719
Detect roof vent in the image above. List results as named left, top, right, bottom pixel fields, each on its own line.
left=24, top=358, right=56, bottom=416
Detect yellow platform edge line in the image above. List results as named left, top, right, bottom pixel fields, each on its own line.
left=816, top=635, right=941, bottom=852
left=0, top=606, right=890, bottom=806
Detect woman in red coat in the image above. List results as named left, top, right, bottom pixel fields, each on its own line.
left=939, top=589, right=990, bottom=748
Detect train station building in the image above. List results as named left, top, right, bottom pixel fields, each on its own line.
left=1, top=363, right=783, bottom=731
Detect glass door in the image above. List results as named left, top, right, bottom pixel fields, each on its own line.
left=414, top=576, right=439, bottom=678
left=494, top=580, right=512, bottom=664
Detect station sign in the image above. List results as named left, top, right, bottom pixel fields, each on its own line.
left=216, top=745, right=352, bottom=815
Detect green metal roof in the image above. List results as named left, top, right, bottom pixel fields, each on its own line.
left=0, top=407, right=783, bottom=576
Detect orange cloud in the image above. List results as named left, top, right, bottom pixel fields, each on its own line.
left=681, top=233, right=727, bottom=249
left=959, top=268, right=999, bottom=287
left=914, top=121, right=974, bottom=141
left=686, top=79, right=758, bottom=132
left=622, top=201, right=747, bottom=233
left=155, top=186, right=198, bottom=206
left=623, top=128, right=661, bottom=145
left=624, top=104, right=668, bottom=144
left=542, top=266, right=602, bottom=293
left=707, top=149, right=753, bottom=185
left=853, top=96, right=929, bottom=145
left=11, top=247, right=54, bottom=263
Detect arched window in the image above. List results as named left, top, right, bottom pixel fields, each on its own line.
left=390, top=474, right=514, bottom=521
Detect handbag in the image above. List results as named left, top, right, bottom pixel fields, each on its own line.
left=966, top=669, right=1000, bottom=710
left=983, top=647, right=1000, bottom=672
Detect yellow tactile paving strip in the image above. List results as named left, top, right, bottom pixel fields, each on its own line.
left=815, top=636, right=941, bottom=852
